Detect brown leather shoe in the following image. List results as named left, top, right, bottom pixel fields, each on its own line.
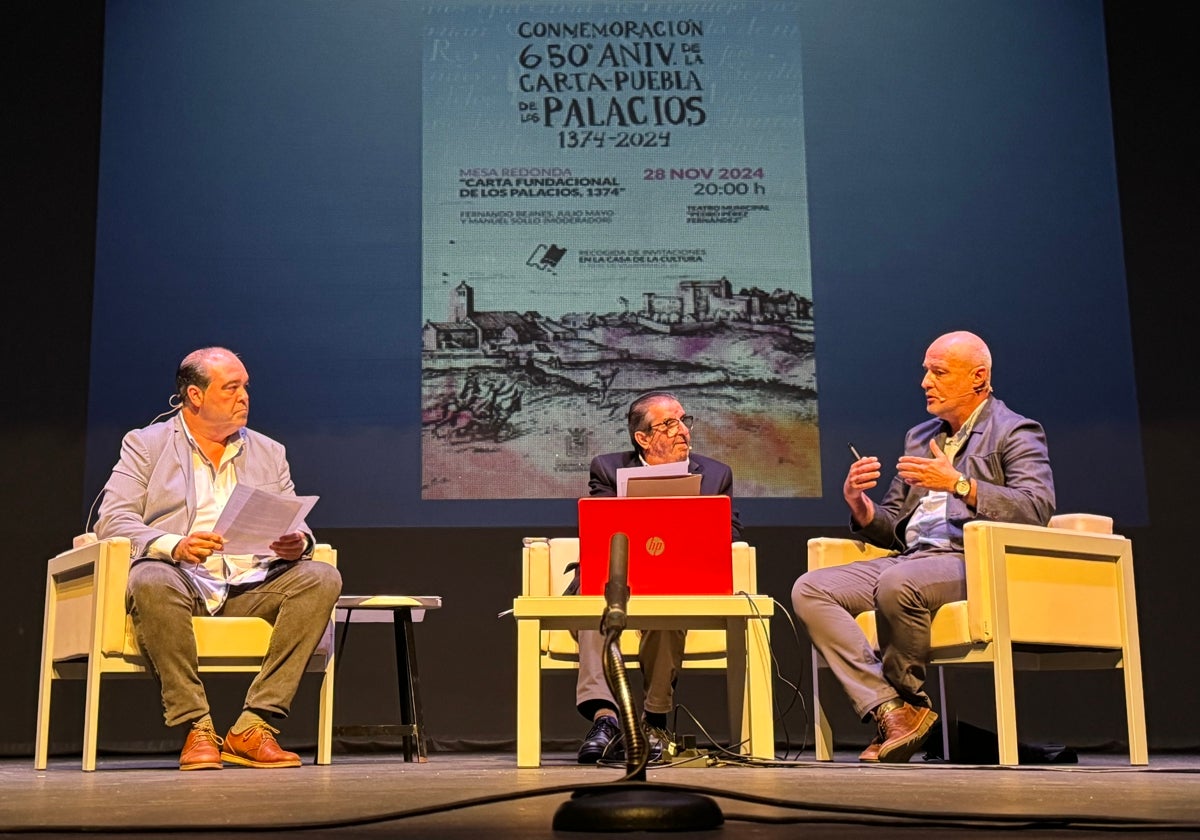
left=180, top=721, right=223, bottom=771
left=858, top=733, right=883, bottom=762
left=221, top=722, right=302, bottom=768
left=876, top=702, right=938, bottom=763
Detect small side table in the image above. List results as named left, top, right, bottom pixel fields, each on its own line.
left=333, top=595, right=443, bottom=762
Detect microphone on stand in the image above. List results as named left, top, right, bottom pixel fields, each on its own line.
left=603, top=532, right=630, bottom=635
left=554, top=532, right=723, bottom=833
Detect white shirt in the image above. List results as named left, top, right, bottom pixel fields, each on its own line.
left=147, top=424, right=272, bottom=614
left=904, top=399, right=988, bottom=552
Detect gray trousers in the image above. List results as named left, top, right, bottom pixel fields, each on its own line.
left=791, top=550, right=966, bottom=720
left=576, top=628, right=686, bottom=717
left=126, top=558, right=343, bottom=728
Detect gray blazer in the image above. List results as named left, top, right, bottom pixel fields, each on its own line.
left=854, top=397, right=1056, bottom=554
left=95, top=413, right=311, bottom=560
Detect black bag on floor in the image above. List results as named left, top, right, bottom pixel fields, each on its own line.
left=923, top=719, right=1078, bottom=764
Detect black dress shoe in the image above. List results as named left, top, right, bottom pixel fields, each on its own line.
left=577, top=715, right=621, bottom=764
left=601, top=720, right=669, bottom=765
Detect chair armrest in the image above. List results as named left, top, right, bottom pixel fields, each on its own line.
left=521, top=537, right=579, bottom=597
left=50, top=537, right=113, bottom=575
left=1048, top=513, right=1114, bottom=534
left=72, top=532, right=100, bottom=550
left=732, top=541, right=756, bottom=594
left=46, top=541, right=103, bottom=662
left=807, top=537, right=894, bottom=572
left=550, top=539, right=579, bottom=594
left=313, top=543, right=337, bottom=568
left=522, top=538, right=551, bottom=596
left=962, top=519, right=1132, bottom=644
left=47, top=537, right=133, bottom=659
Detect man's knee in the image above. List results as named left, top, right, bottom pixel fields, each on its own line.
left=874, top=567, right=922, bottom=616
left=286, top=560, right=342, bottom=599
left=790, top=572, right=824, bottom=621
left=311, top=560, right=342, bottom=591
left=127, top=560, right=189, bottom=600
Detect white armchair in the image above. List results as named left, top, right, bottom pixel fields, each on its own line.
left=808, top=514, right=1147, bottom=765
left=35, top=536, right=337, bottom=770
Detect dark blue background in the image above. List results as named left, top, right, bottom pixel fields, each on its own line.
left=85, top=0, right=1144, bottom=528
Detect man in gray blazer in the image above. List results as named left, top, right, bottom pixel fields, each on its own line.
left=792, top=331, right=1055, bottom=763
left=96, top=347, right=342, bottom=770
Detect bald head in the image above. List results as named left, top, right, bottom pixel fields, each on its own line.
left=175, top=347, right=250, bottom=442
left=921, top=331, right=992, bottom=429
left=928, top=331, right=991, bottom=373
left=176, top=347, right=241, bottom=402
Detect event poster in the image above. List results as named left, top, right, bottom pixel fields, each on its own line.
left=421, top=0, right=818, bottom=499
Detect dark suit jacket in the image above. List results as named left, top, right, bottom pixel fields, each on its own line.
left=588, top=450, right=743, bottom=541
left=854, top=396, right=1055, bottom=554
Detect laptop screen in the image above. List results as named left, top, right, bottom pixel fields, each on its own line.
left=577, top=496, right=734, bottom=596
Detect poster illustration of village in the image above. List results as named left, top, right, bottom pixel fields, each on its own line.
left=421, top=1, right=819, bottom=499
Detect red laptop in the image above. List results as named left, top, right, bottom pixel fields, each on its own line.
left=577, top=496, right=734, bottom=596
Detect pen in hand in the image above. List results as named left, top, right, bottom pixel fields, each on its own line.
left=848, top=443, right=863, bottom=461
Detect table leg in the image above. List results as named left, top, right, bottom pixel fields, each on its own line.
left=724, top=618, right=748, bottom=755
left=745, top=612, right=774, bottom=760
left=516, top=617, right=542, bottom=768
left=394, top=607, right=428, bottom=762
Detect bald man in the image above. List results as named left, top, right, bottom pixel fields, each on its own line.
left=792, top=331, right=1055, bottom=763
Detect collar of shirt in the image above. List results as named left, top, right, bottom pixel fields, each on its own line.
left=178, top=422, right=264, bottom=614
left=943, top=397, right=988, bottom=464
left=638, top=454, right=692, bottom=469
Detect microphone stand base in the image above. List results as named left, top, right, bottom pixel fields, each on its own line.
left=552, top=785, right=723, bottom=833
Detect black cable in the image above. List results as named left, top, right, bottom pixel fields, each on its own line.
left=82, top=400, right=181, bottom=534
left=7, top=777, right=1198, bottom=834
left=754, top=593, right=813, bottom=759
left=639, top=593, right=813, bottom=766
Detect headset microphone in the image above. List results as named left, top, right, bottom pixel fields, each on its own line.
left=82, top=488, right=105, bottom=536
left=936, top=384, right=991, bottom=401
left=88, top=393, right=186, bottom=532
left=146, top=394, right=184, bottom=427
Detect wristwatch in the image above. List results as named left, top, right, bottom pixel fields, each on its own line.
left=953, top=474, right=972, bottom=498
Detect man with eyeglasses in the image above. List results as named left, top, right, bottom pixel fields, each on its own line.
left=572, top=390, right=742, bottom=764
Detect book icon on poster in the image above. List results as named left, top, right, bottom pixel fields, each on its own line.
left=527, top=243, right=566, bottom=271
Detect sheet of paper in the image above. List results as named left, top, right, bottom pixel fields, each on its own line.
left=212, top=483, right=318, bottom=555
left=615, top=460, right=689, bottom=497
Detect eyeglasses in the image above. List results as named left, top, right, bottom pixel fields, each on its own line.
left=646, top=415, right=695, bottom=436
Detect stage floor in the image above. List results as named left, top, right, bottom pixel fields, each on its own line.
left=9, top=750, right=1200, bottom=838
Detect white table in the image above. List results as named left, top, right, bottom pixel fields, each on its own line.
left=512, top=594, right=775, bottom=768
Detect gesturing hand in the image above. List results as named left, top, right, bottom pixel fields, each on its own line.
left=896, top=439, right=957, bottom=493
left=843, top=455, right=881, bottom=504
